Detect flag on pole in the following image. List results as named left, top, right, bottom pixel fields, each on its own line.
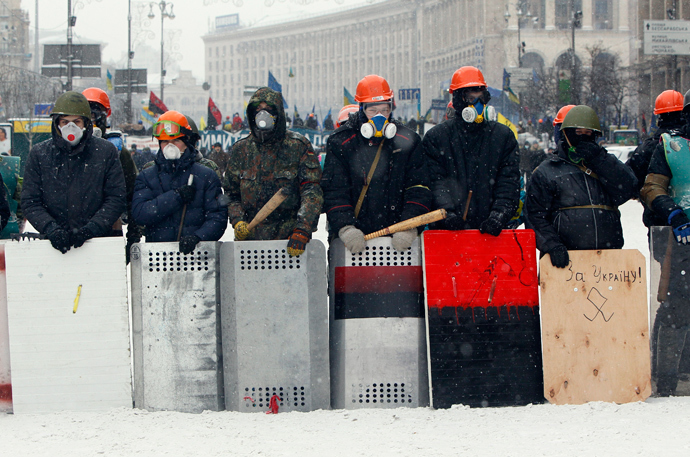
left=267, top=71, right=288, bottom=108
left=294, top=104, right=299, bottom=119
left=149, top=91, right=168, bottom=116
left=208, top=97, right=222, bottom=130
left=140, top=107, right=156, bottom=126
left=344, top=87, right=355, bottom=105
left=289, top=67, right=295, bottom=78
left=199, top=116, right=207, bottom=131
left=106, top=69, right=113, bottom=91
left=502, top=69, right=520, bottom=105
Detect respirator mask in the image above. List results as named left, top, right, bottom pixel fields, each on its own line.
left=162, top=143, right=182, bottom=160
left=59, top=121, right=85, bottom=146
left=360, top=113, right=396, bottom=139
left=255, top=110, right=276, bottom=131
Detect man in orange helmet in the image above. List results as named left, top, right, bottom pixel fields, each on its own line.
left=629, top=90, right=685, bottom=230
left=82, top=87, right=142, bottom=262
left=132, top=111, right=227, bottom=254
left=423, top=66, right=519, bottom=235
left=322, top=74, right=431, bottom=253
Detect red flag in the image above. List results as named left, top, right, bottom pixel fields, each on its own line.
left=149, top=91, right=168, bottom=116
left=208, top=97, right=222, bottom=129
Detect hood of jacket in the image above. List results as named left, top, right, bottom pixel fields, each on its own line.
left=246, top=87, right=287, bottom=144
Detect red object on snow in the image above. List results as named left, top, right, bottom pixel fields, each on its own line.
left=266, top=394, right=281, bottom=414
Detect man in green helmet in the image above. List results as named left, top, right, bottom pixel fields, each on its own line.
left=21, top=91, right=126, bottom=254
left=524, top=105, right=637, bottom=268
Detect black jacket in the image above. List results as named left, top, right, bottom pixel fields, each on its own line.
left=22, top=122, right=126, bottom=236
left=525, top=143, right=637, bottom=254
left=132, top=148, right=227, bottom=242
left=322, top=114, right=432, bottom=237
left=422, top=118, right=520, bottom=229
left=0, top=173, right=9, bottom=231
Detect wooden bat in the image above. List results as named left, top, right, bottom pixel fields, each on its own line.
left=247, top=188, right=289, bottom=232
left=364, top=209, right=447, bottom=240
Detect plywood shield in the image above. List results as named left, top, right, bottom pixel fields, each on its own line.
left=540, top=249, right=650, bottom=404
left=5, top=238, right=132, bottom=414
left=423, top=229, right=543, bottom=409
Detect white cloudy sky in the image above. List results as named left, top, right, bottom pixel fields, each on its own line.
left=21, top=0, right=384, bottom=84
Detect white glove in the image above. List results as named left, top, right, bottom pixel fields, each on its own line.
left=391, top=228, right=417, bottom=251
left=338, top=225, right=366, bottom=254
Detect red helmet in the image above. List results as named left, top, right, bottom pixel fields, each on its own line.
left=355, top=75, right=394, bottom=103
left=336, top=104, right=359, bottom=128
left=152, top=110, right=193, bottom=141
left=553, top=105, right=576, bottom=126
left=82, top=87, right=111, bottom=116
left=654, top=90, right=684, bottom=115
left=449, top=66, right=487, bottom=93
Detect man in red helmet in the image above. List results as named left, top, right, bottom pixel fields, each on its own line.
left=629, top=90, right=686, bottom=230
left=82, top=87, right=142, bottom=262
left=132, top=110, right=227, bottom=254
left=322, top=74, right=432, bottom=253
left=423, top=66, right=519, bottom=235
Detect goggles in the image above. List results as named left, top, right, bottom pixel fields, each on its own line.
left=152, top=120, right=184, bottom=138
left=363, top=102, right=393, bottom=117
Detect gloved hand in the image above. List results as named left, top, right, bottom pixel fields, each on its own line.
left=576, top=141, right=605, bottom=162
left=548, top=245, right=570, bottom=268
left=479, top=212, right=504, bottom=237
left=443, top=210, right=463, bottom=229
left=391, top=228, right=417, bottom=251
left=71, top=226, right=94, bottom=248
left=338, top=225, right=366, bottom=254
left=234, top=221, right=251, bottom=240
left=176, top=184, right=196, bottom=204
left=669, top=209, right=690, bottom=244
left=46, top=227, right=71, bottom=254
left=287, top=228, right=310, bottom=256
left=179, top=235, right=200, bottom=254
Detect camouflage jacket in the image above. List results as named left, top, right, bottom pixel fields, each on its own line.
left=224, top=87, right=323, bottom=240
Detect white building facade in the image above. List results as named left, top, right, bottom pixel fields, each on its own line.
left=202, top=0, right=636, bottom=119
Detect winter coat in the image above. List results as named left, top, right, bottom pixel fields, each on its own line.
left=132, top=148, right=227, bottom=242
left=224, top=87, right=323, bottom=240
left=22, top=120, right=126, bottom=236
left=525, top=142, right=637, bottom=254
left=322, top=112, right=432, bottom=237
left=422, top=117, right=520, bottom=229
left=626, top=125, right=681, bottom=228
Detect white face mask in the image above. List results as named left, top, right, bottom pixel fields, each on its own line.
left=59, top=122, right=84, bottom=146
left=162, top=143, right=182, bottom=160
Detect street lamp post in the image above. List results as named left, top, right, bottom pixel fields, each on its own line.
left=505, top=1, right=529, bottom=68
left=148, top=1, right=175, bottom=104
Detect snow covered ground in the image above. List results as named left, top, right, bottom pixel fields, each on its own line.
left=4, top=202, right=690, bottom=457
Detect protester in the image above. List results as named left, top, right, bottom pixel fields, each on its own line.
left=225, top=87, right=322, bottom=256
left=322, top=74, right=431, bottom=253
left=22, top=91, right=126, bottom=254
left=132, top=111, right=227, bottom=254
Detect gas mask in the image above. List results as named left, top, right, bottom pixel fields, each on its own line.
left=59, top=122, right=85, bottom=146
left=255, top=110, right=275, bottom=131
left=461, top=100, right=496, bottom=124
left=92, top=126, right=103, bottom=138
left=360, top=114, right=397, bottom=139
left=162, top=143, right=183, bottom=160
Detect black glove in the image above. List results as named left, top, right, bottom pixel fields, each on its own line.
left=479, top=212, right=504, bottom=237
left=179, top=235, right=200, bottom=254
left=176, top=185, right=196, bottom=204
left=46, top=228, right=71, bottom=254
left=442, top=210, right=463, bottom=229
left=71, top=227, right=94, bottom=248
left=548, top=245, right=570, bottom=268
left=575, top=141, right=605, bottom=162
left=287, top=228, right=310, bottom=256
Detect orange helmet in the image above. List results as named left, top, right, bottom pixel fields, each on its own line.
left=654, top=90, right=684, bottom=115
left=82, top=87, right=111, bottom=116
left=449, top=66, right=487, bottom=93
left=152, top=110, right=193, bottom=141
left=355, top=75, right=394, bottom=103
left=336, top=104, right=359, bottom=128
left=553, top=105, right=576, bottom=126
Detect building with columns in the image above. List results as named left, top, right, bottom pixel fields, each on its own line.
left=203, top=0, right=636, bottom=120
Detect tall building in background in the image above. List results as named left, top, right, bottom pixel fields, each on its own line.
left=0, top=0, right=31, bottom=69
left=203, top=0, right=636, bottom=121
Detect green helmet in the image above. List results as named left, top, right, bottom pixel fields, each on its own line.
left=51, top=91, right=92, bottom=119
left=182, top=114, right=200, bottom=146
left=561, top=105, right=601, bottom=134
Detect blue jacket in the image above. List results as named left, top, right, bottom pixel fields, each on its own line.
left=132, top=148, right=227, bottom=242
